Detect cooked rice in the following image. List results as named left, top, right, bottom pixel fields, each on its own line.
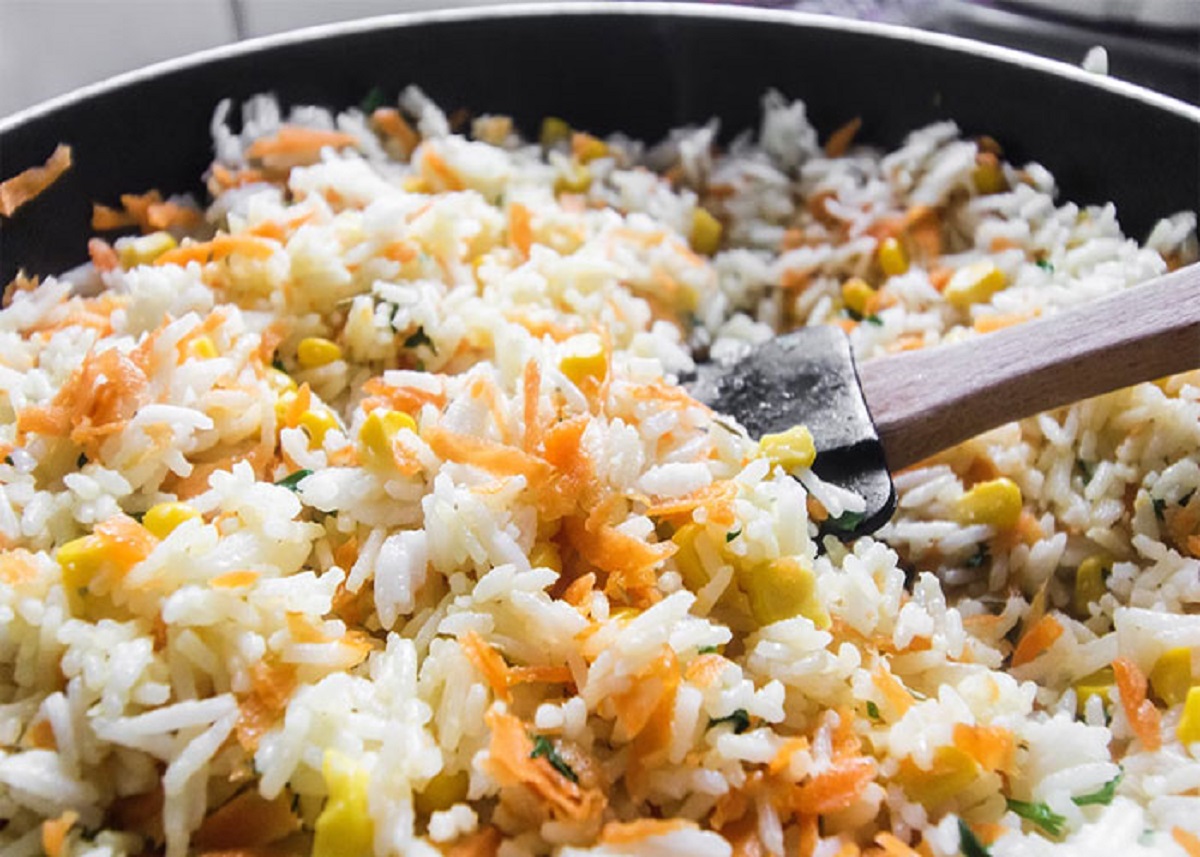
left=0, top=86, right=1198, bottom=857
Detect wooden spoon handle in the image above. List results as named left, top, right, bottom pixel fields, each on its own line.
left=857, top=262, right=1200, bottom=471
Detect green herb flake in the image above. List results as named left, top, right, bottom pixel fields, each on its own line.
left=1072, top=771, right=1122, bottom=807
left=708, top=709, right=751, bottom=734
left=530, top=734, right=579, bottom=783
left=1180, top=489, right=1196, bottom=507
left=1152, top=497, right=1167, bottom=521
left=275, top=469, right=313, bottom=491
left=3, top=455, right=12, bottom=466
left=958, top=818, right=992, bottom=857
left=698, top=645, right=720, bottom=655
left=360, top=86, right=387, bottom=113
left=827, top=510, right=866, bottom=534
left=271, top=358, right=287, bottom=373
left=1036, top=258, right=1055, bottom=272
left=846, top=308, right=864, bottom=322
left=866, top=701, right=881, bottom=720
left=865, top=314, right=884, bottom=326
left=1006, top=798, right=1066, bottom=837
left=725, top=528, right=742, bottom=543
left=965, top=545, right=990, bottom=569
left=1076, top=458, right=1093, bottom=485
left=404, top=326, right=437, bottom=354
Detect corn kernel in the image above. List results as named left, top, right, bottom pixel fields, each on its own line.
left=1179, top=687, right=1200, bottom=744
left=540, top=116, right=571, bottom=147
left=142, top=502, right=200, bottom=539
left=560, top=333, right=607, bottom=386
left=414, top=769, right=470, bottom=816
left=572, top=132, right=609, bottom=163
left=118, top=231, right=177, bottom=268
left=972, top=154, right=1007, bottom=195
left=898, top=745, right=980, bottom=808
left=299, top=410, right=339, bottom=447
left=529, top=541, right=563, bottom=573
left=297, top=337, right=342, bottom=369
left=945, top=260, right=1007, bottom=309
left=402, top=175, right=428, bottom=193
left=359, top=409, right=418, bottom=470
left=738, top=556, right=830, bottom=628
left=841, top=277, right=875, bottom=317
left=1073, top=555, right=1110, bottom=617
left=691, top=208, right=723, bottom=256
left=671, top=522, right=711, bottom=591
left=57, top=536, right=105, bottom=592
left=275, top=390, right=298, bottom=426
left=877, top=236, right=909, bottom=277
left=555, top=162, right=592, bottom=195
left=186, top=336, right=218, bottom=361
left=266, top=367, right=297, bottom=393
left=313, top=750, right=374, bottom=857
left=955, top=477, right=1022, bottom=529
left=1150, top=647, right=1193, bottom=707
left=1074, top=666, right=1113, bottom=715
left=759, top=425, right=817, bottom=471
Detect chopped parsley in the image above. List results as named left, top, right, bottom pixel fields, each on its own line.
left=1072, top=771, right=1122, bottom=806
left=3, top=455, right=12, bottom=466
left=1076, top=458, right=1093, bottom=485
left=708, top=709, right=751, bottom=734
left=275, top=469, right=313, bottom=490
left=1152, top=497, right=1167, bottom=521
left=1181, top=489, right=1196, bottom=507
left=864, top=314, right=884, bottom=326
left=360, top=86, right=387, bottom=113
left=866, top=701, right=881, bottom=720
left=826, top=510, right=866, bottom=534
left=403, top=326, right=437, bottom=354
left=958, top=818, right=992, bottom=857
left=725, top=528, right=742, bottom=543
left=1035, top=258, right=1055, bottom=272
left=965, top=545, right=990, bottom=569
left=271, top=358, right=287, bottom=373
left=698, top=645, right=720, bottom=655
left=1006, top=798, right=1066, bottom=837
left=530, top=735, right=578, bottom=783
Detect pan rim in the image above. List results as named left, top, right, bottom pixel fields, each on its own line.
left=2, top=0, right=1198, bottom=136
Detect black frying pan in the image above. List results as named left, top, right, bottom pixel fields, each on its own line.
left=1, top=2, right=1198, bottom=286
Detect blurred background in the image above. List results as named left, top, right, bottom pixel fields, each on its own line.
left=1, top=0, right=1196, bottom=119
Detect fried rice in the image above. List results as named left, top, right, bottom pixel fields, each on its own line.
left=0, top=86, right=1198, bottom=857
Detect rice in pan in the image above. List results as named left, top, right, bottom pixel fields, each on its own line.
left=0, top=87, right=1197, bottom=857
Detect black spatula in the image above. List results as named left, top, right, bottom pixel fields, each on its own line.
left=684, top=262, right=1200, bottom=538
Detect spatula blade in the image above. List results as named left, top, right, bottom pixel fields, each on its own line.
left=685, top=326, right=895, bottom=538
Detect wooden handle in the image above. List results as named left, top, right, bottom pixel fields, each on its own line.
left=857, top=262, right=1200, bottom=471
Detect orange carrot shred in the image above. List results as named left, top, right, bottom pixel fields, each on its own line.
left=1173, top=828, right=1200, bottom=857
left=874, top=832, right=920, bottom=857
left=88, top=238, right=120, bottom=272
left=825, top=117, right=863, bottom=158
left=461, top=630, right=513, bottom=703
left=952, top=722, right=1014, bottom=773
left=246, top=126, right=359, bottom=161
left=445, top=826, right=503, bottom=857
left=0, top=144, right=72, bottom=217
left=1011, top=614, right=1063, bottom=667
left=1113, top=656, right=1163, bottom=751
left=794, top=756, right=876, bottom=814
left=41, top=810, right=78, bottom=857
left=510, top=202, right=533, bottom=259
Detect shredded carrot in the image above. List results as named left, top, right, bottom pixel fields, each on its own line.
left=425, top=424, right=553, bottom=487
left=483, top=707, right=605, bottom=821
left=612, top=646, right=680, bottom=741
left=767, top=736, right=811, bottom=776
left=952, top=722, right=1014, bottom=773
left=928, top=266, right=953, bottom=292
left=644, top=480, right=738, bottom=529
left=780, top=268, right=814, bottom=291
left=563, top=512, right=675, bottom=602
left=794, top=754, right=876, bottom=815
left=825, top=117, right=863, bottom=158
left=684, top=653, right=729, bottom=687
left=193, top=790, right=300, bottom=850
left=974, top=309, right=1038, bottom=334
left=510, top=202, right=533, bottom=259
left=41, top=810, right=78, bottom=857
left=380, top=239, right=419, bottom=264
left=832, top=844, right=862, bottom=857
left=245, top=126, right=359, bottom=161
left=600, top=818, right=693, bottom=845
left=26, top=718, right=56, bottom=750
left=421, top=147, right=465, bottom=191
left=154, top=241, right=213, bottom=268
left=0, top=144, right=72, bottom=217
left=461, top=630, right=513, bottom=703
left=1113, top=656, right=1162, bottom=751
left=235, top=661, right=298, bottom=751
left=561, top=571, right=595, bottom=609
left=1011, top=613, right=1063, bottom=667
left=361, top=376, right=447, bottom=416
left=874, top=832, right=920, bottom=857
left=1173, top=827, right=1200, bottom=857
left=371, top=108, right=421, bottom=158
left=871, top=662, right=914, bottom=717
left=797, top=814, right=819, bottom=857
left=972, top=823, right=1009, bottom=846
left=210, top=570, right=259, bottom=589
left=806, top=494, right=829, bottom=523
left=988, top=236, right=1021, bottom=253
left=212, top=234, right=277, bottom=261
left=445, top=826, right=502, bottom=857
left=88, top=237, right=120, bottom=272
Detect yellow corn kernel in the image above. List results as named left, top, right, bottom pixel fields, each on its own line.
left=359, top=409, right=418, bottom=470
left=738, top=556, right=830, bottom=628
left=275, top=390, right=298, bottom=427
left=142, top=502, right=200, bottom=539
left=414, top=769, right=470, bottom=816
left=691, top=208, right=723, bottom=256
left=898, top=745, right=980, bottom=808
left=185, top=336, right=218, bottom=361
left=877, top=236, right=909, bottom=277
left=1179, top=687, right=1200, bottom=744
left=266, top=367, right=297, bottom=393
left=945, top=260, right=1007, bottom=309
left=560, top=333, right=607, bottom=386
left=955, top=477, right=1022, bottom=529
left=841, top=277, right=875, bottom=317
left=299, top=410, right=339, bottom=447
left=671, top=522, right=711, bottom=591
left=972, top=155, right=1007, bottom=195
left=313, top=750, right=374, bottom=857
left=118, top=231, right=177, bottom=268
left=572, top=132, right=609, bottom=163
left=1073, top=555, right=1110, bottom=617
left=297, top=337, right=342, bottom=369
left=402, top=174, right=428, bottom=193
left=759, top=425, right=817, bottom=471
left=56, top=536, right=105, bottom=592
left=1074, top=666, right=1113, bottom=715
left=554, top=162, right=592, bottom=195
left=540, top=116, right=571, bottom=147
left=529, top=541, right=563, bottom=573
left=1150, top=647, right=1193, bottom=707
